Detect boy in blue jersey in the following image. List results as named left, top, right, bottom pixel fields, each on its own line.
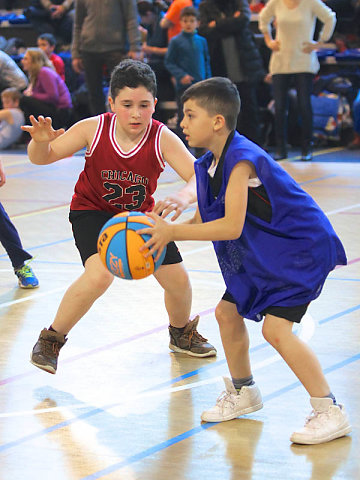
left=141, top=77, right=352, bottom=445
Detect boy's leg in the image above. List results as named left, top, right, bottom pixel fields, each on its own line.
left=262, top=314, right=330, bottom=397
left=215, top=299, right=251, bottom=378
left=0, top=202, right=38, bottom=288
left=201, top=299, right=262, bottom=422
left=0, top=202, right=32, bottom=269
left=262, top=314, right=351, bottom=444
left=31, top=253, right=113, bottom=373
left=51, top=254, right=114, bottom=335
left=153, top=261, right=216, bottom=357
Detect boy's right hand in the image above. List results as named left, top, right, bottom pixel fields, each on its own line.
left=21, top=115, right=65, bottom=143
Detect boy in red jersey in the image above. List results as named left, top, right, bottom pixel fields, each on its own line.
left=22, top=59, right=216, bottom=375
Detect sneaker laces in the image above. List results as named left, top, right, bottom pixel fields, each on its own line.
left=304, top=409, right=331, bottom=429
left=39, top=337, right=62, bottom=356
left=186, top=328, right=208, bottom=347
left=215, top=390, right=237, bottom=412
left=16, top=258, right=36, bottom=278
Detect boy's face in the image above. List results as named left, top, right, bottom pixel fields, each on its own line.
left=181, top=99, right=215, bottom=148
left=37, top=39, right=53, bottom=57
left=109, top=86, right=156, bottom=136
left=180, top=15, right=198, bottom=33
left=1, top=96, right=18, bottom=109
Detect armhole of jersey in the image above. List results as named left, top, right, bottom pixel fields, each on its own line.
left=85, top=115, right=104, bottom=157
left=155, top=124, right=166, bottom=170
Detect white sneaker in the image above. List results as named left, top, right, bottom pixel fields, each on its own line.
left=290, top=397, right=352, bottom=445
left=201, top=377, right=263, bottom=422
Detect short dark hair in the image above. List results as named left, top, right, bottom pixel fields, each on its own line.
left=180, top=6, right=199, bottom=19
left=1, top=87, right=21, bottom=102
left=181, top=77, right=240, bottom=130
left=137, top=1, right=155, bottom=16
left=110, top=59, right=157, bottom=100
left=38, top=32, right=56, bottom=47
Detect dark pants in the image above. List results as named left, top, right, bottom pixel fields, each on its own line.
left=23, top=6, right=74, bottom=45
left=272, top=73, right=314, bottom=154
left=81, top=50, right=127, bottom=116
left=20, top=96, right=72, bottom=129
left=0, top=202, right=31, bottom=269
left=236, top=81, right=261, bottom=145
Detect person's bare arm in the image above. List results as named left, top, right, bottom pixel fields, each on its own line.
left=0, top=158, right=6, bottom=187
left=153, top=127, right=197, bottom=220
left=142, top=161, right=253, bottom=259
left=21, top=115, right=97, bottom=165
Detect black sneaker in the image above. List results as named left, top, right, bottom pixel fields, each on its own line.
left=30, top=328, right=67, bottom=374
left=169, top=316, right=217, bottom=357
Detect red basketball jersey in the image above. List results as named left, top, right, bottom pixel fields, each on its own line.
left=70, top=113, right=165, bottom=213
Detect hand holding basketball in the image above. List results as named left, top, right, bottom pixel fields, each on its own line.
left=97, top=212, right=166, bottom=280
left=139, top=211, right=173, bottom=262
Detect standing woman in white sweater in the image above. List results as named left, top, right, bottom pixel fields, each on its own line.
left=259, top=0, right=336, bottom=160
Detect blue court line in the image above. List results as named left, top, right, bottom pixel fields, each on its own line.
left=80, top=352, right=360, bottom=480
left=0, top=302, right=358, bottom=455
left=319, top=304, right=360, bottom=324
left=299, top=174, right=337, bottom=185
left=0, top=238, right=73, bottom=259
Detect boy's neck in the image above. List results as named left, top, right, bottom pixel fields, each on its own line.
left=210, top=129, right=233, bottom=163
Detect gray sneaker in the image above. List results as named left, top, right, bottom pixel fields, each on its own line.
left=30, top=328, right=67, bottom=374
left=169, top=316, right=217, bottom=357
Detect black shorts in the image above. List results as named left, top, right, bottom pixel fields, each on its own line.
left=69, top=210, right=182, bottom=266
left=222, top=290, right=309, bottom=323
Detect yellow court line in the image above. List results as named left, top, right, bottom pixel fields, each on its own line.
left=10, top=204, right=70, bottom=220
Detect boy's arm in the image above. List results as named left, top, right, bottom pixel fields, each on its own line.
left=0, top=158, right=6, bottom=187
left=144, top=161, right=252, bottom=260
left=154, top=127, right=197, bottom=220
left=22, top=115, right=95, bottom=165
left=0, top=109, right=13, bottom=124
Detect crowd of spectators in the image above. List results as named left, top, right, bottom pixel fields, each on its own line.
left=0, top=0, right=360, bottom=151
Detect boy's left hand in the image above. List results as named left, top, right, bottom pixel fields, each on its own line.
left=139, top=212, right=173, bottom=262
left=153, top=192, right=189, bottom=221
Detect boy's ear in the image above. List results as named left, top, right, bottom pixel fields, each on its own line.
left=108, top=96, right=115, bottom=112
left=213, top=114, right=226, bottom=132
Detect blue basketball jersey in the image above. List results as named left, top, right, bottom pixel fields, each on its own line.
left=194, top=132, right=346, bottom=321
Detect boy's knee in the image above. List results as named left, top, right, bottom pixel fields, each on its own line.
left=262, top=320, right=286, bottom=347
left=87, top=269, right=113, bottom=293
left=215, top=302, right=235, bottom=328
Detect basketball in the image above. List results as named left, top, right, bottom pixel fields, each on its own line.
left=97, top=212, right=165, bottom=280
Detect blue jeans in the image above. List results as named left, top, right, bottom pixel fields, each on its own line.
left=272, top=73, right=314, bottom=153
left=0, top=202, right=32, bottom=270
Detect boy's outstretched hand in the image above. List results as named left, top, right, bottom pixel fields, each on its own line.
left=139, top=212, right=173, bottom=262
left=153, top=191, right=189, bottom=221
left=21, top=115, right=65, bottom=143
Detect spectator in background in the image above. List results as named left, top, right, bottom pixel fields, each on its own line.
left=259, top=0, right=336, bottom=161
left=0, top=88, right=25, bottom=150
left=198, top=0, right=265, bottom=145
left=160, top=0, right=193, bottom=42
left=138, top=1, right=174, bottom=105
left=347, top=89, right=360, bottom=149
left=23, top=0, right=75, bottom=47
left=20, top=48, right=72, bottom=129
left=0, top=159, right=39, bottom=289
left=0, top=50, right=28, bottom=96
left=71, top=0, right=141, bottom=116
left=165, top=6, right=211, bottom=139
left=37, top=33, right=65, bottom=81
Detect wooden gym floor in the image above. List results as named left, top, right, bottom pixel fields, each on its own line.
left=0, top=145, right=359, bottom=480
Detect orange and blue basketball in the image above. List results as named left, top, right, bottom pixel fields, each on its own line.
left=97, top=212, right=165, bottom=280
